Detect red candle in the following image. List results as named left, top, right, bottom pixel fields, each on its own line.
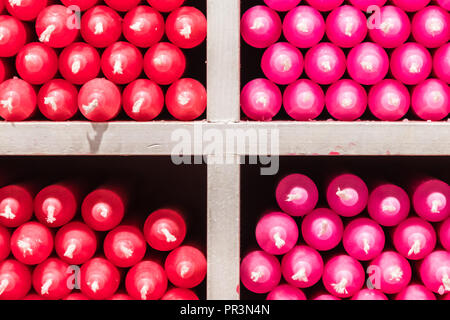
left=325, top=79, right=367, bottom=121
left=63, top=293, right=90, bottom=300
left=123, top=79, right=164, bottom=121
left=101, top=42, right=144, bottom=85
left=59, top=42, right=101, bottom=85
left=411, top=178, right=450, bottom=222
left=166, top=78, right=207, bottom=121
left=34, top=180, right=85, bottom=228
left=161, top=288, right=199, bottom=300
left=38, top=79, right=78, bottom=121
left=104, top=225, right=146, bottom=268
left=16, top=42, right=58, bottom=85
left=143, top=208, right=186, bottom=252
left=55, top=222, right=97, bottom=265
left=10, top=222, right=53, bottom=265
left=0, top=225, right=10, bottom=262
left=0, top=77, right=35, bottom=121
left=123, top=6, right=164, bottom=48
left=32, top=258, right=71, bottom=300
left=166, top=6, right=206, bottom=49
left=281, top=245, right=323, bottom=288
left=322, top=255, right=365, bottom=298
left=326, top=173, right=369, bottom=217
left=165, top=246, right=207, bottom=289
left=301, top=208, right=344, bottom=251
left=82, top=183, right=128, bottom=231
left=6, top=0, right=47, bottom=21
left=147, top=0, right=184, bottom=12
left=393, top=217, right=436, bottom=260
left=36, top=5, right=79, bottom=48
left=78, top=78, right=121, bottom=122
left=61, top=0, right=99, bottom=11
left=81, top=5, right=122, bottom=48
left=144, top=42, right=186, bottom=85
left=419, top=250, right=450, bottom=294
left=412, top=79, right=449, bottom=121
left=104, top=0, right=140, bottom=12
left=80, top=257, right=120, bottom=300
left=125, top=260, right=167, bottom=300
left=0, top=15, right=28, bottom=57
left=0, top=183, right=35, bottom=227
left=343, top=218, right=385, bottom=261
left=240, top=251, right=281, bottom=294
left=368, top=183, right=410, bottom=227
left=267, top=285, right=306, bottom=300
left=0, top=260, right=31, bottom=300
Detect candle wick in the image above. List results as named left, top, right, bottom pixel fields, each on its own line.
left=0, top=97, right=14, bottom=114
left=140, top=284, right=149, bottom=300
left=9, top=0, right=23, bottom=7
left=71, top=60, right=81, bottom=74
left=441, top=274, right=450, bottom=293
left=119, top=243, right=134, bottom=258
left=161, top=228, right=177, bottom=243
left=408, top=239, right=422, bottom=256
left=41, top=279, right=53, bottom=295
left=180, top=23, right=192, bottom=39
left=0, top=204, right=15, bottom=219
left=363, top=238, right=370, bottom=255
left=46, top=205, right=57, bottom=224
left=17, top=239, right=33, bottom=256
left=431, top=200, right=441, bottom=213
left=64, top=243, right=77, bottom=259
left=132, top=98, right=145, bottom=114
left=94, top=22, right=104, bottom=35
left=90, top=280, right=99, bottom=293
left=250, top=270, right=263, bottom=283
left=389, top=266, right=403, bottom=282
left=273, top=232, right=285, bottom=249
left=44, top=96, right=58, bottom=112
left=130, top=20, right=144, bottom=32
left=0, top=279, right=9, bottom=295
left=39, top=24, right=56, bottom=43
left=180, top=265, right=190, bottom=279
left=249, top=18, right=264, bottom=30
left=291, top=267, right=308, bottom=282
left=331, top=278, right=348, bottom=295
left=318, top=221, right=329, bottom=237
left=286, top=192, right=301, bottom=202
left=82, top=99, right=99, bottom=114
left=177, top=92, right=191, bottom=106
left=113, top=59, right=124, bottom=75
left=336, top=188, right=352, bottom=201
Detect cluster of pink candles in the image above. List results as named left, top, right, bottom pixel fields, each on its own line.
left=241, top=173, right=450, bottom=300
left=0, top=0, right=207, bottom=122
left=241, top=0, right=449, bottom=121
left=0, top=179, right=206, bottom=300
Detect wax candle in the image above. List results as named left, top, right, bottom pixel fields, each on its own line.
left=38, top=79, right=79, bottom=121
left=80, top=257, right=120, bottom=300
left=301, top=208, right=344, bottom=251
left=256, top=212, right=299, bottom=255
left=281, top=245, right=323, bottom=288
left=165, top=246, right=207, bottom=289
left=322, top=255, right=365, bottom=298
left=240, top=250, right=281, bottom=294
left=123, top=6, right=164, bottom=48
left=104, top=225, right=146, bottom=268
left=10, top=222, right=53, bottom=265
left=241, top=6, right=282, bottom=49
left=125, top=260, right=168, bottom=300
left=81, top=6, right=122, bottom=48
left=368, top=183, right=410, bottom=227
left=123, top=79, right=164, bottom=121
left=55, top=222, right=97, bottom=265
left=32, top=258, right=71, bottom=300
left=59, top=42, right=101, bottom=85
left=343, top=218, right=385, bottom=261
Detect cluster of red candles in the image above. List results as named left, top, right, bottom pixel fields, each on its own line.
left=0, top=179, right=206, bottom=300
left=241, top=173, right=450, bottom=300
left=0, top=0, right=207, bottom=122
left=241, top=0, right=449, bottom=121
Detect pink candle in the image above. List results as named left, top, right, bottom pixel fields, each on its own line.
left=392, top=0, right=431, bottom=12
left=78, top=78, right=121, bottom=122
left=261, top=42, right=303, bottom=85
left=264, top=0, right=301, bottom=12
left=326, top=5, right=367, bottom=48
left=312, top=292, right=341, bottom=300
left=305, top=0, right=344, bottom=12
left=301, top=208, right=344, bottom=251
left=347, top=42, right=389, bottom=85
left=146, top=0, right=184, bottom=12
left=348, top=0, right=387, bottom=11
left=123, top=6, right=164, bottom=48
left=283, top=79, right=325, bottom=121
left=80, top=257, right=120, bottom=300
left=241, top=78, right=282, bottom=121
left=326, top=173, right=369, bottom=217
left=81, top=183, right=128, bottom=231
left=34, top=180, right=85, bottom=228
left=241, top=6, right=282, bottom=49
left=391, top=43, right=432, bottom=85
left=126, top=261, right=167, bottom=300
left=436, top=0, right=450, bottom=10
left=143, top=42, right=186, bottom=85
left=267, top=284, right=306, bottom=300
left=419, top=250, right=450, bottom=294
left=101, top=42, right=143, bottom=85
left=10, top=222, right=53, bottom=266
left=165, top=246, right=207, bottom=289
left=281, top=245, right=323, bottom=288
left=104, top=225, right=146, bottom=268
left=394, top=217, right=437, bottom=260
left=411, top=178, right=450, bottom=222
left=412, top=79, right=449, bottom=121
left=38, top=79, right=78, bottom=121
left=55, top=222, right=97, bottom=265
left=16, top=43, right=58, bottom=85
left=143, top=208, right=186, bottom=252
left=434, top=43, right=450, bottom=84
left=283, top=5, right=325, bottom=48
left=368, top=79, right=410, bottom=121
left=412, top=6, right=449, bottom=49
left=368, top=251, right=412, bottom=294
left=343, top=218, right=385, bottom=261
left=240, top=250, right=281, bottom=294
left=368, top=6, right=411, bottom=49
left=325, top=79, right=367, bottom=121
left=161, top=288, right=199, bottom=300
left=104, top=0, right=140, bottom=12
left=81, top=6, right=122, bottom=48
left=32, top=258, right=71, bottom=300
left=0, top=183, right=35, bottom=227
left=0, top=225, right=9, bottom=262
left=256, top=212, right=298, bottom=255
left=123, top=79, right=164, bottom=121
left=0, top=15, right=28, bottom=57
left=0, top=260, right=31, bottom=300
left=166, top=7, right=207, bottom=49
left=440, top=218, right=450, bottom=251
left=165, top=78, right=207, bottom=121
left=5, top=0, right=47, bottom=21
left=368, top=183, right=410, bottom=227
left=59, top=42, right=101, bottom=85
left=322, top=255, right=365, bottom=298
left=35, top=5, right=79, bottom=48
left=61, top=0, right=99, bottom=11
left=351, top=289, right=388, bottom=300
left=304, top=43, right=346, bottom=85
left=395, top=284, right=436, bottom=300
left=275, top=173, right=319, bottom=217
